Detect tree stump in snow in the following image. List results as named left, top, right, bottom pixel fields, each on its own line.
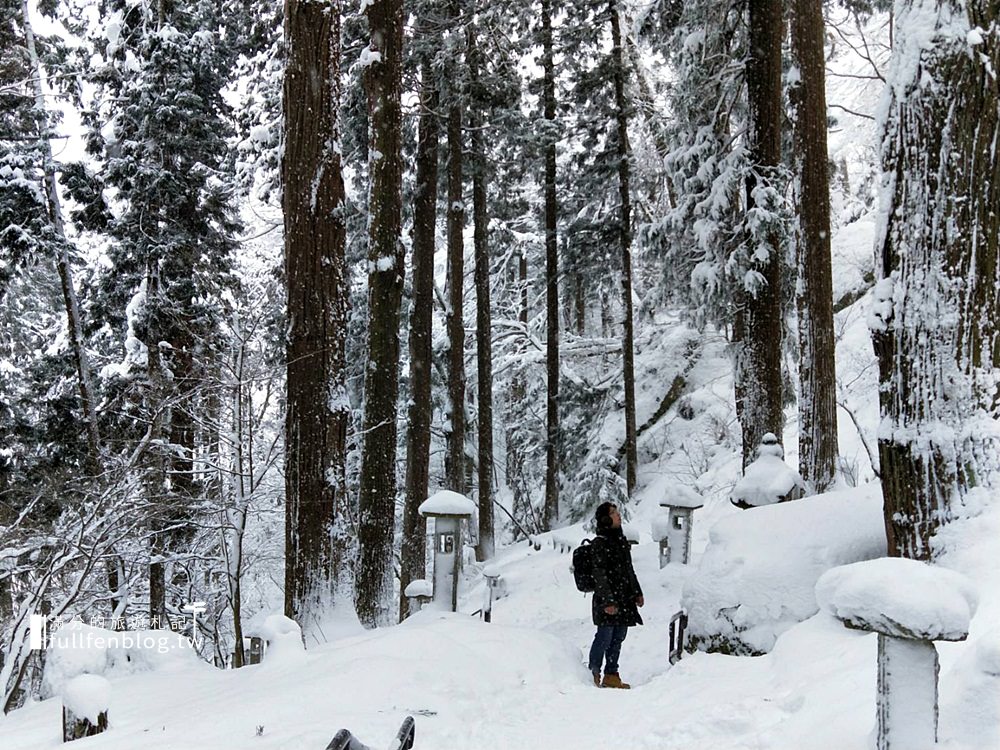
left=63, top=705, right=108, bottom=742
left=816, top=557, right=978, bottom=750
left=62, top=674, right=111, bottom=743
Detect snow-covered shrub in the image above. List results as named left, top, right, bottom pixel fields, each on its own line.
left=41, top=622, right=201, bottom=698
left=682, top=485, right=885, bottom=655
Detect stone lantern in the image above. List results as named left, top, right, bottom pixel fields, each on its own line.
left=403, top=579, right=433, bottom=614
left=731, top=432, right=806, bottom=509
left=419, top=490, right=477, bottom=612
left=653, top=486, right=704, bottom=566
left=817, top=557, right=978, bottom=750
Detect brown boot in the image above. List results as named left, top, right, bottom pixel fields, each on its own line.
left=601, top=673, right=631, bottom=689
left=593, top=672, right=602, bottom=687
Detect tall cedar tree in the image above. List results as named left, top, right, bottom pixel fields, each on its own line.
left=282, top=0, right=350, bottom=639
left=399, top=59, right=439, bottom=620
left=356, top=0, right=405, bottom=627
left=91, top=0, right=240, bottom=620
left=736, top=0, right=784, bottom=466
left=609, top=0, right=638, bottom=495
left=445, top=0, right=468, bottom=497
left=468, top=26, right=496, bottom=561
left=872, top=0, right=1000, bottom=559
left=541, top=0, right=561, bottom=529
left=791, top=0, right=838, bottom=492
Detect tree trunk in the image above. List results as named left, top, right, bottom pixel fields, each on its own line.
left=737, top=0, right=785, bottom=468
left=468, top=34, right=495, bottom=561
left=282, top=0, right=349, bottom=642
left=574, top=273, right=586, bottom=335
left=399, top=63, right=438, bottom=622
left=356, top=0, right=405, bottom=628
left=542, top=0, right=561, bottom=529
left=610, top=1, right=638, bottom=496
left=872, top=0, right=1000, bottom=560
left=791, top=0, right=838, bottom=493
left=445, top=4, right=468, bottom=497
left=506, top=249, right=530, bottom=536
left=145, top=263, right=169, bottom=625
left=20, top=0, right=101, bottom=469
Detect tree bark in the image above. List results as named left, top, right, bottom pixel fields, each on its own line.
left=610, top=0, right=638, bottom=496
left=737, top=0, right=785, bottom=468
left=399, top=64, right=438, bottom=621
left=791, top=0, right=838, bottom=492
left=542, top=0, right=561, bottom=528
left=872, top=0, right=1000, bottom=560
left=282, top=0, right=349, bottom=641
left=445, top=1, right=468, bottom=497
left=468, top=33, right=495, bottom=561
left=356, top=0, right=405, bottom=628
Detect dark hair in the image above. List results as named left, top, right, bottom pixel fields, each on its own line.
left=594, top=502, right=616, bottom=530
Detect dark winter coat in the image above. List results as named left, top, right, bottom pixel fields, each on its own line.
left=591, top=527, right=644, bottom=627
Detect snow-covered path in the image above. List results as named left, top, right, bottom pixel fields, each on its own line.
left=1, top=501, right=996, bottom=750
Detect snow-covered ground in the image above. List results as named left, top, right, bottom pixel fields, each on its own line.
left=2, top=480, right=998, bottom=749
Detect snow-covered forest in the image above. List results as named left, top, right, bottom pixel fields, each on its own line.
left=1, top=0, right=998, bottom=746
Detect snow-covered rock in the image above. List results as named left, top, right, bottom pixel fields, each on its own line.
left=816, top=557, right=978, bottom=641
left=63, top=674, right=111, bottom=724
left=682, top=484, right=886, bottom=654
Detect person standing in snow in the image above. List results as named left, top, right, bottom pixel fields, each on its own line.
left=588, top=502, right=644, bottom=689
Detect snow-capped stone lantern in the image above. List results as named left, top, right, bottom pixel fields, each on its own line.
left=653, top=486, right=704, bottom=566
left=731, top=432, right=806, bottom=509
left=816, top=558, right=979, bottom=750
left=404, top=578, right=433, bottom=614
left=419, top=490, right=477, bottom=612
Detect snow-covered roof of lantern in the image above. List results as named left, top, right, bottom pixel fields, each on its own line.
left=650, top=516, right=673, bottom=541
left=404, top=579, right=433, bottom=598
left=658, top=484, right=705, bottom=510
left=816, top=557, right=978, bottom=641
left=731, top=454, right=805, bottom=508
left=419, top=490, right=476, bottom=517
left=622, top=523, right=641, bottom=543
left=641, top=474, right=705, bottom=509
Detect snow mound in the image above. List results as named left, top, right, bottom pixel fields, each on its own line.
left=682, top=484, right=885, bottom=654
left=816, top=557, right=978, bottom=640
left=975, top=629, right=1000, bottom=677
left=63, top=674, right=111, bottom=723
left=731, top=454, right=806, bottom=508
left=41, top=622, right=200, bottom=699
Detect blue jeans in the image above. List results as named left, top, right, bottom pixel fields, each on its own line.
left=588, top=624, right=629, bottom=675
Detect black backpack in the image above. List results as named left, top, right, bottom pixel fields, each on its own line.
left=572, top=538, right=597, bottom=592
